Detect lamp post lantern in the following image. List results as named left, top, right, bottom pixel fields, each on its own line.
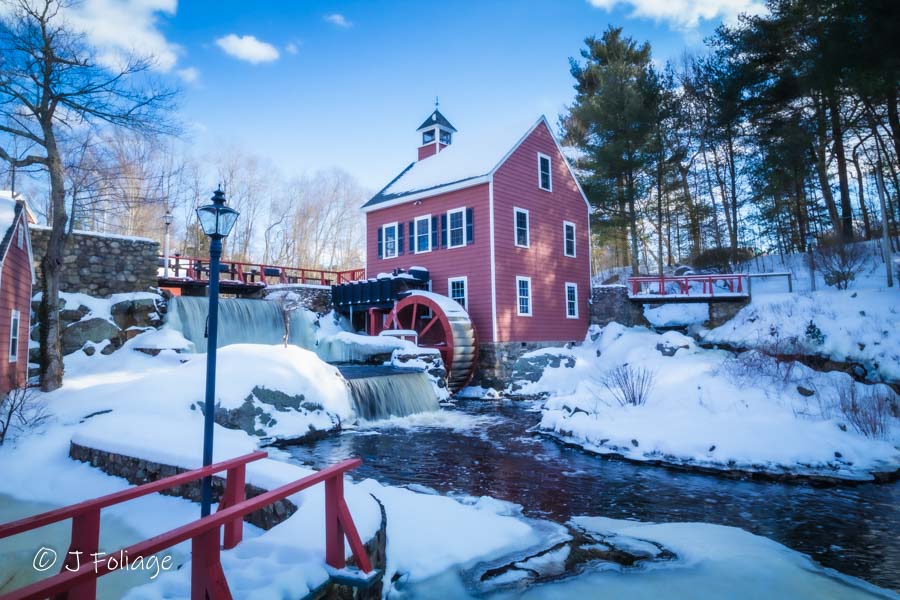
left=163, top=209, right=173, bottom=278
left=196, top=187, right=240, bottom=517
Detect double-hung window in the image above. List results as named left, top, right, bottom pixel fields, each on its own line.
left=16, top=224, right=24, bottom=249
left=448, top=277, right=468, bottom=310
left=447, top=208, right=466, bottom=249
left=563, top=221, right=576, bottom=257
left=516, top=276, right=532, bottom=316
left=415, top=216, right=431, bottom=253
left=9, top=309, right=20, bottom=363
left=565, top=283, right=578, bottom=319
left=514, top=208, right=529, bottom=248
left=538, top=153, right=552, bottom=191
left=383, top=222, right=398, bottom=259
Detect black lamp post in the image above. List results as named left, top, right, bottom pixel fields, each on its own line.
left=196, top=187, right=240, bottom=517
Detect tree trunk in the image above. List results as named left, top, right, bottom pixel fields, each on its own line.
left=38, top=129, right=67, bottom=392
left=826, top=90, right=855, bottom=241
left=726, top=133, right=739, bottom=261
left=627, top=172, right=640, bottom=276
left=851, top=151, right=871, bottom=239
left=812, top=96, right=842, bottom=231
left=886, top=86, right=900, bottom=164
left=678, top=166, right=701, bottom=256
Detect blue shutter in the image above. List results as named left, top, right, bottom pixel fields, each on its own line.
left=440, top=214, right=448, bottom=248
left=377, top=227, right=383, bottom=258
left=431, top=216, right=438, bottom=249
left=409, top=220, right=415, bottom=251
left=398, top=222, right=404, bottom=255
left=466, top=208, right=474, bottom=245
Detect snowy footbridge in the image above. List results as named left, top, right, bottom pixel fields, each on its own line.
left=0, top=451, right=377, bottom=600
left=158, top=254, right=365, bottom=296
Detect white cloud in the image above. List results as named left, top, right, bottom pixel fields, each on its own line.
left=177, top=67, right=200, bottom=83
left=586, top=0, right=766, bottom=29
left=285, top=42, right=299, bottom=55
left=324, top=13, right=352, bottom=28
left=63, top=0, right=181, bottom=71
left=215, top=34, right=280, bottom=64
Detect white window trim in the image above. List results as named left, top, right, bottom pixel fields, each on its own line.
left=565, top=282, right=579, bottom=319
left=514, top=207, right=530, bottom=248
left=9, top=309, right=20, bottom=363
left=448, top=276, right=468, bottom=310
left=563, top=220, right=576, bottom=257
left=446, top=207, right=466, bottom=249
left=382, top=222, right=399, bottom=259
left=414, top=214, right=432, bottom=254
left=537, top=152, right=552, bottom=192
left=516, top=276, right=532, bottom=317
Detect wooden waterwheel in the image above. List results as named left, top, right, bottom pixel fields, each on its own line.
left=385, top=292, right=477, bottom=393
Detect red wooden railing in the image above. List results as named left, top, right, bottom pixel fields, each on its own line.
left=159, top=254, right=365, bottom=287
left=0, top=451, right=373, bottom=600
left=628, top=274, right=748, bottom=297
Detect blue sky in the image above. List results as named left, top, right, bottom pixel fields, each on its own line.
left=86, top=0, right=760, bottom=191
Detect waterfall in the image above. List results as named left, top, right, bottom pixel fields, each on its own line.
left=166, top=296, right=316, bottom=353
left=342, top=368, right=440, bottom=420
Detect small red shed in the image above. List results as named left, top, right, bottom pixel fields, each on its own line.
left=363, top=109, right=591, bottom=348
left=0, top=192, right=35, bottom=394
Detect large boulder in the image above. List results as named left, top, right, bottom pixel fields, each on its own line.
left=111, top=298, right=162, bottom=330
left=61, top=318, right=121, bottom=355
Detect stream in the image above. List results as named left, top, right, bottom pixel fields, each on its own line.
left=287, top=399, right=900, bottom=593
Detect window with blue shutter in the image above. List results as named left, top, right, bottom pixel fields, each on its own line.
left=466, top=208, right=474, bottom=244
left=383, top=223, right=398, bottom=258
left=397, top=222, right=405, bottom=255
left=377, top=227, right=383, bottom=258
left=440, top=214, right=448, bottom=248
left=431, top=216, right=439, bottom=249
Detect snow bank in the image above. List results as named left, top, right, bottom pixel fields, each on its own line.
left=703, top=289, right=900, bottom=382
left=533, top=325, right=900, bottom=480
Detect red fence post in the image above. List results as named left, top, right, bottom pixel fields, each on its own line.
left=64, top=508, right=100, bottom=600
left=324, top=475, right=345, bottom=569
left=219, top=465, right=246, bottom=550
left=191, top=527, right=232, bottom=600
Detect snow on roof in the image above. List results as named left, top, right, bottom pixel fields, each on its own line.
left=363, top=116, right=544, bottom=209
left=0, top=194, right=18, bottom=237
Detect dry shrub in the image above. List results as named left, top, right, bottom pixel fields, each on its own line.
left=0, top=386, right=49, bottom=446
left=600, top=365, right=656, bottom=407
left=811, top=236, right=867, bottom=290
left=721, top=349, right=798, bottom=385
left=828, top=380, right=898, bottom=439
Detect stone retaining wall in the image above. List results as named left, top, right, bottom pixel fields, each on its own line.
left=69, top=441, right=295, bottom=530
left=473, top=341, right=575, bottom=390
left=30, top=226, right=159, bottom=297
left=590, top=285, right=648, bottom=328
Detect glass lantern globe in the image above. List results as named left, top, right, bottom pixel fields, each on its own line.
left=196, top=188, right=239, bottom=238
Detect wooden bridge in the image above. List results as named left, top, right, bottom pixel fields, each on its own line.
left=158, top=254, right=365, bottom=296
left=627, top=274, right=750, bottom=303
left=0, top=451, right=376, bottom=600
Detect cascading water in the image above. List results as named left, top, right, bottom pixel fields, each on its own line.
left=165, top=297, right=441, bottom=421
left=341, top=367, right=440, bottom=420
left=166, top=296, right=316, bottom=353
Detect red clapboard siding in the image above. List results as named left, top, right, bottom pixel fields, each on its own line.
left=0, top=215, right=34, bottom=394
left=366, top=183, right=495, bottom=342
left=492, top=120, right=591, bottom=343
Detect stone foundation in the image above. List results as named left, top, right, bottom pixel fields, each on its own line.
left=590, top=285, right=648, bottom=328
left=30, top=226, right=159, bottom=297
left=472, top=341, right=577, bottom=390
left=707, top=299, right=751, bottom=327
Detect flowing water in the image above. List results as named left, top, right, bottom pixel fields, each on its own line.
left=287, top=400, right=900, bottom=593
left=339, top=365, right=440, bottom=420
left=166, top=296, right=316, bottom=353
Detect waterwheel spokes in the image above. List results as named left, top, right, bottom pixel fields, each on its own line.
left=409, top=301, right=419, bottom=329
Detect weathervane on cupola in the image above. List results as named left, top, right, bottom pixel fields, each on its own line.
left=416, top=98, right=457, bottom=161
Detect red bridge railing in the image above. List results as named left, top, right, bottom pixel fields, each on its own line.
left=0, top=451, right=373, bottom=600
left=628, top=274, right=749, bottom=297
left=159, top=254, right=365, bottom=287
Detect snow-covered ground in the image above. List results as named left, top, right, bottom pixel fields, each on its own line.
left=0, top=335, right=548, bottom=598
left=525, top=324, right=900, bottom=480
